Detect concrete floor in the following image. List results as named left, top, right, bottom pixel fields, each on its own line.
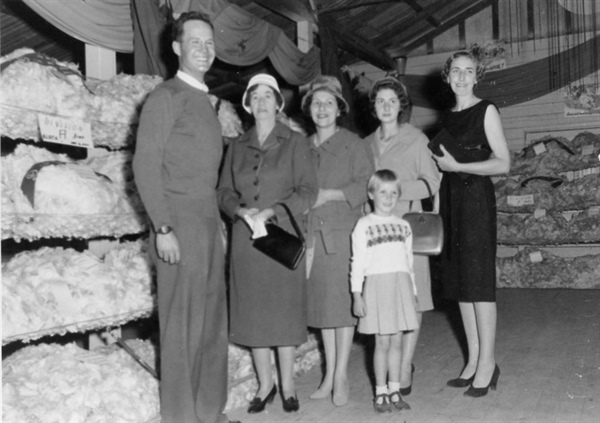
left=228, top=289, right=600, bottom=423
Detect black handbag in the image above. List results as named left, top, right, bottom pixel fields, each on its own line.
left=403, top=178, right=444, bottom=256
left=252, top=202, right=306, bottom=270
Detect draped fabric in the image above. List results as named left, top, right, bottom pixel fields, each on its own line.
left=406, top=33, right=600, bottom=110
left=211, top=5, right=279, bottom=65
left=475, top=32, right=600, bottom=107
left=24, top=0, right=597, bottom=103
left=22, top=0, right=133, bottom=52
left=131, top=0, right=172, bottom=77
left=169, top=0, right=223, bottom=17
left=263, top=29, right=320, bottom=85
left=173, top=0, right=320, bottom=85
left=22, top=0, right=319, bottom=85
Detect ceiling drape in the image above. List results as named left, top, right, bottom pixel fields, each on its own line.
left=170, top=0, right=320, bottom=84
left=22, top=0, right=134, bottom=52
left=405, top=32, right=600, bottom=110
left=131, top=0, right=172, bottom=77
left=22, top=0, right=319, bottom=85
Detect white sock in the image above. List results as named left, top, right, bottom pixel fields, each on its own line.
left=388, top=381, right=400, bottom=393
left=375, top=385, right=388, bottom=396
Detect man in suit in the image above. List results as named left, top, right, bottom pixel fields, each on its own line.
left=133, top=11, right=237, bottom=423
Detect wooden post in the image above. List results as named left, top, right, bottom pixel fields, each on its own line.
left=297, top=20, right=314, bottom=95
left=84, top=43, right=121, bottom=348
left=297, top=20, right=313, bottom=54
left=85, top=44, right=117, bottom=80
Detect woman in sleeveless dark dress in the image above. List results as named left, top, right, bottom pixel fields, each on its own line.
left=430, top=51, right=510, bottom=397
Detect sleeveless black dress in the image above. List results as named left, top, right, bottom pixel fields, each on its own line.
left=431, top=100, right=497, bottom=302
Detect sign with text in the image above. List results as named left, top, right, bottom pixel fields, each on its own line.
left=529, top=251, right=543, bottom=263
left=38, top=113, right=93, bottom=148
left=507, top=194, right=535, bottom=207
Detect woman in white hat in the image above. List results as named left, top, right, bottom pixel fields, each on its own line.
left=218, top=74, right=318, bottom=413
left=302, top=75, right=374, bottom=406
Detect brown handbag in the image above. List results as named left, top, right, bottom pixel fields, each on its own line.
left=403, top=179, right=444, bottom=256
left=252, top=202, right=306, bottom=270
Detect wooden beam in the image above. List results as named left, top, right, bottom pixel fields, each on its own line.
left=492, top=0, right=499, bottom=40
left=371, top=0, right=458, bottom=47
left=85, top=45, right=116, bottom=80
left=386, top=0, right=495, bottom=57
left=403, top=0, right=440, bottom=27
left=252, top=0, right=317, bottom=24
left=459, top=21, right=466, bottom=49
left=527, top=0, right=534, bottom=39
left=317, top=0, right=403, bottom=15
left=320, top=14, right=396, bottom=70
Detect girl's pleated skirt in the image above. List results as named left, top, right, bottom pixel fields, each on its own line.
left=358, top=271, right=419, bottom=335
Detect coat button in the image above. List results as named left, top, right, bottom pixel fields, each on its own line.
left=254, top=195, right=259, bottom=201
left=253, top=165, right=258, bottom=171
left=254, top=153, right=260, bottom=158
left=253, top=179, right=259, bottom=186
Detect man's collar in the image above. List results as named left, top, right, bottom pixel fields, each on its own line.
left=176, top=70, right=209, bottom=92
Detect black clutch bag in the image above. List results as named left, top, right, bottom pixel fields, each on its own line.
left=252, top=202, right=306, bottom=270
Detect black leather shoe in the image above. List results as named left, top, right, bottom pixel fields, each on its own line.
left=247, top=385, right=277, bottom=413
left=281, top=395, right=300, bottom=412
left=464, top=365, right=500, bottom=398
left=400, top=364, right=415, bottom=396
left=389, top=391, right=411, bottom=410
left=372, top=394, right=392, bottom=413
left=447, top=371, right=475, bottom=388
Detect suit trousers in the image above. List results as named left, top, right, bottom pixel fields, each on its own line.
left=151, top=206, right=228, bottom=423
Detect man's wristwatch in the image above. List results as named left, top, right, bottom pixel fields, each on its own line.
left=156, top=225, right=173, bottom=235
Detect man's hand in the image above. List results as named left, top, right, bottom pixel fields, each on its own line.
left=157, top=232, right=180, bottom=264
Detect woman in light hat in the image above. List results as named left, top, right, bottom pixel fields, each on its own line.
left=302, top=75, right=374, bottom=406
left=218, top=74, right=318, bottom=413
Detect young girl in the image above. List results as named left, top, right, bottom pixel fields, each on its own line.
left=351, top=169, right=419, bottom=413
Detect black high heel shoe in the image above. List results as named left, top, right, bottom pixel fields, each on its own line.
left=447, top=373, right=475, bottom=388
left=281, top=394, right=300, bottom=412
left=447, top=365, right=475, bottom=388
left=400, top=364, right=415, bottom=396
left=464, top=365, right=500, bottom=398
left=247, top=385, right=277, bottom=413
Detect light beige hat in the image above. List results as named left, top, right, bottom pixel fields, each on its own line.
left=301, top=75, right=349, bottom=114
left=242, top=73, right=285, bottom=114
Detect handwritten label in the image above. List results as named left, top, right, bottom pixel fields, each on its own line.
left=581, top=145, right=594, bottom=156
left=38, top=113, right=93, bottom=148
left=529, top=251, right=543, bottom=263
left=533, top=143, right=547, bottom=155
left=533, top=209, right=546, bottom=219
left=507, top=195, right=535, bottom=207
left=562, top=211, right=576, bottom=222
left=560, top=166, right=600, bottom=181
